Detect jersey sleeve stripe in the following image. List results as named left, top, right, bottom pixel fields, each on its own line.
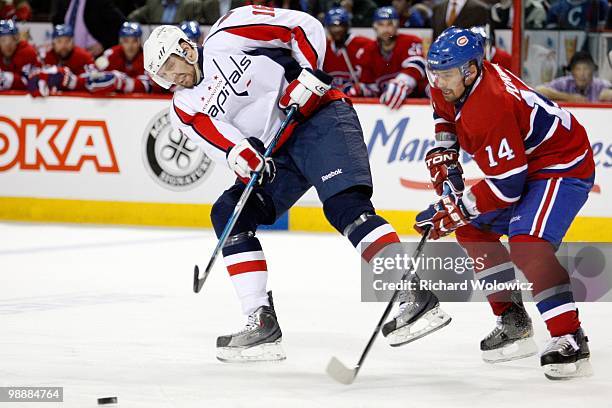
left=223, top=24, right=318, bottom=69
left=487, top=164, right=528, bottom=179
left=173, top=104, right=234, bottom=152
left=486, top=170, right=526, bottom=201
left=484, top=178, right=522, bottom=203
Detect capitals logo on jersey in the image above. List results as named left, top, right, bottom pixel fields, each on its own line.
left=203, top=55, right=252, bottom=117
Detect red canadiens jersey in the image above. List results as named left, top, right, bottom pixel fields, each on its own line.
left=323, top=34, right=373, bottom=89
left=99, top=45, right=145, bottom=78
left=359, top=34, right=426, bottom=94
left=97, top=45, right=150, bottom=93
left=44, top=46, right=94, bottom=75
left=0, top=40, right=40, bottom=90
left=491, top=47, right=512, bottom=72
left=431, top=60, right=594, bottom=214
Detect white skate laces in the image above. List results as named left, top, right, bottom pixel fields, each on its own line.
left=543, top=334, right=580, bottom=354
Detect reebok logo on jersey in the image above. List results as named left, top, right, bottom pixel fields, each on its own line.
left=321, top=168, right=343, bottom=182
left=510, top=215, right=521, bottom=224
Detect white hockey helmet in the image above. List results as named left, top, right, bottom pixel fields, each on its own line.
left=143, top=25, right=198, bottom=89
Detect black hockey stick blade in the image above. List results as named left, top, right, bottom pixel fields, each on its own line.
left=326, top=357, right=359, bottom=385
left=193, top=265, right=209, bottom=293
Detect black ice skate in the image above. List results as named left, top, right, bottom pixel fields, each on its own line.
left=481, top=303, right=538, bottom=363
left=216, top=291, right=285, bottom=363
left=541, top=327, right=592, bottom=380
left=382, top=289, right=451, bottom=347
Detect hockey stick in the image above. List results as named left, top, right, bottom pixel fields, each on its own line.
left=339, top=47, right=360, bottom=89
left=193, top=105, right=298, bottom=293
left=326, top=226, right=431, bottom=385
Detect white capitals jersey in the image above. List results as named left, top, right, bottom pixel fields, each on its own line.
left=169, top=6, right=327, bottom=166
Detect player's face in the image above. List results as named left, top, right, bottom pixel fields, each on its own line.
left=571, top=62, right=594, bottom=90
left=428, top=67, right=466, bottom=102
left=52, top=36, right=74, bottom=59
left=120, top=37, right=140, bottom=61
left=0, top=35, right=18, bottom=58
left=374, top=20, right=398, bottom=44
left=327, top=24, right=348, bottom=43
left=158, top=54, right=197, bottom=88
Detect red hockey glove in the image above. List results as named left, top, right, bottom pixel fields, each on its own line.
left=414, top=193, right=474, bottom=240
left=279, top=68, right=332, bottom=119
left=424, top=147, right=465, bottom=196
left=226, top=137, right=276, bottom=186
left=379, top=73, right=416, bottom=110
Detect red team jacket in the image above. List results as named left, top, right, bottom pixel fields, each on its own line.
left=359, top=34, right=427, bottom=95
left=43, top=46, right=94, bottom=75
left=0, top=40, right=40, bottom=90
left=98, top=45, right=150, bottom=92
left=323, top=35, right=373, bottom=89
left=431, top=60, right=594, bottom=214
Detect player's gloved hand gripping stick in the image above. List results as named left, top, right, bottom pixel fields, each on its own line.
left=193, top=105, right=299, bottom=293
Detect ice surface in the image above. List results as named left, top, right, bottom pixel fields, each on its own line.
left=1, top=222, right=610, bottom=408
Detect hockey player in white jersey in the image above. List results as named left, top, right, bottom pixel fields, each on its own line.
left=143, top=5, right=451, bottom=362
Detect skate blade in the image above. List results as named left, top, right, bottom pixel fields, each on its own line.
left=216, top=339, right=286, bottom=363
left=544, top=358, right=593, bottom=380
left=387, top=306, right=452, bottom=347
left=482, top=337, right=538, bottom=364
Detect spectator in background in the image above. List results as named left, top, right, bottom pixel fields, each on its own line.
left=51, top=0, right=126, bottom=57
left=431, top=0, right=490, bottom=40
left=490, top=0, right=547, bottom=29
left=128, top=0, right=206, bottom=24
left=0, top=0, right=32, bottom=20
left=202, top=0, right=243, bottom=24
left=0, top=19, right=39, bottom=91
left=323, top=7, right=373, bottom=90
left=392, top=0, right=432, bottom=28
left=546, top=0, right=608, bottom=30
left=93, top=21, right=152, bottom=93
left=180, top=20, right=203, bottom=44
left=348, top=7, right=427, bottom=107
left=315, top=0, right=378, bottom=26
left=536, top=51, right=612, bottom=102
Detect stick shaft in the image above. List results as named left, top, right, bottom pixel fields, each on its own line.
left=194, top=105, right=298, bottom=292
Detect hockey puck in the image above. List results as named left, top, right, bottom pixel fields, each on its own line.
left=97, top=397, right=118, bottom=405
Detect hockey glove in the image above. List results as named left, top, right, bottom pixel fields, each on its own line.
left=84, top=71, right=134, bottom=94
left=27, top=66, right=77, bottom=97
left=414, top=192, right=474, bottom=240
left=279, top=68, right=332, bottom=119
left=425, top=147, right=465, bottom=196
left=226, top=137, right=276, bottom=186
left=379, top=73, right=416, bottom=110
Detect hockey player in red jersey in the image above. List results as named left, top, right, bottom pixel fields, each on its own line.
left=44, top=24, right=94, bottom=75
left=415, top=27, right=595, bottom=380
left=322, top=7, right=373, bottom=91
left=0, top=19, right=40, bottom=91
left=347, top=6, right=427, bottom=109
left=94, top=22, right=151, bottom=93
left=143, top=6, right=451, bottom=363
left=27, top=24, right=95, bottom=95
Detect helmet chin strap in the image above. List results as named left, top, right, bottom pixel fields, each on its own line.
left=456, top=63, right=482, bottom=105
